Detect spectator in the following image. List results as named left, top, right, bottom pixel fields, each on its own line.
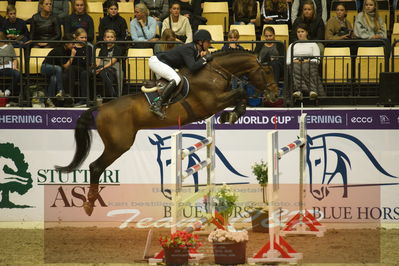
left=140, top=0, right=169, bottom=29
left=255, top=26, right=284, bottom=88
left=162, top=2, right=192, bottom=43
left=130, top=3, right=158, bottom=47
left=30, top=0, right=61, bottom=48
left=64, top=0, right=95, bottom=43
left=63, top=28, right=93, bottom=106
left=99, top=1, right=127, bottom=41
left=52, top=0, right=69, bottom=24
left=287, top=23, right=323, bottom=100
left=0, top=31, right=21, bottom=99
left=354, top=0, right=386, bottom=40
left=261, top=0, right=290, bottom=25
left=0, top=4, right=29, bottom=47
left=221, top=29, right=244, bottom=50
left=325, top=3, right=354, bottom=40
left=154, top=28, right=180, bottom=53
left=41, top=34, right=75, bottom=99
left=291, top=0, right=325, bottom=42
left=173, top=0, right=206, bottom=31
left=232, top=0, right=257, bottom=24
left=291, top=0, right=327, bottom=24
left=95, top=29, right=123, bottom=97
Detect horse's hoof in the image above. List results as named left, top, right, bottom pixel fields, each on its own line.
left=220, top=111, right=230, bottom=124
left=83, top=201, right=94, bottom=216
left=228, top=112, right=238, bottom=124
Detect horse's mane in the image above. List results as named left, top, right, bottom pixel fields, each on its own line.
left=210, top=49, right=256, bottom=58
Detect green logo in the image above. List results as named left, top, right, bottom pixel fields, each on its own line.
left=0, top=143, right=33, bottom=208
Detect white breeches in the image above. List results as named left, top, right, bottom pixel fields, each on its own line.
left=149, top=56, right=181, bottom=85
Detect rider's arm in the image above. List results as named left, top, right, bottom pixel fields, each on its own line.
left=181, top=46, right=207, bottom=72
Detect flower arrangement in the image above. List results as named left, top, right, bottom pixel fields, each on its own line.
left=251, top=160, right=268, bottom=203
left=208, top=229, right=249, bottom=243
left=159, top=230, right=201, bottom=249
left=214, top=184, right=238, bottom=217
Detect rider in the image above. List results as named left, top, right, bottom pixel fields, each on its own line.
left=148, top=29, right=213, bottom=119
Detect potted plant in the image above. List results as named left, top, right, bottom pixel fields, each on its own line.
left=159, top=230, right=201, bottom=266
left=250, top=160, right=269, bottom=232
left=208, top=229, right=248, bottom=265
left=214, top=184, right=238, bottom=225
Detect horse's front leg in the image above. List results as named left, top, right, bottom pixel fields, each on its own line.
left=219, top=89, right=247, bottom=124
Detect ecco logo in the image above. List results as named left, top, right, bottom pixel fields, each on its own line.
left=51, top=117, right=73, bottom=123
left=351, top=117, right=373, bottom=123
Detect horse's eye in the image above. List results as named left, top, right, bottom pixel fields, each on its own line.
left=315, top=158, right=321, bottom=166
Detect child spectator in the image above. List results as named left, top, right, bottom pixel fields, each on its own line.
left=291, top=0, right=325, bottom=42
left=153, top=28, right=180, bottom=54
left=0, top=31, right=21, bottom=99
left=291, top=0, right=327, bottom=24
left=222, top=29, right=244, bottom=50
left=0, top=5, right=29, bottom=47
left=99, top=1, right=127, bottom=42
left=64, top=0, right=95, bottom=43
left=325, top=3, right=354, bottom=40
left=30, top=0, right=61, bottom=48
left=354, top=0, right=386, bottom=40
left=162, top=2, right=192, bottom=43
left=95, top=29, right=123, bottom=97
left=232, top=0, right=257, bottom=25
left=41, top=34, right=75, bottom=99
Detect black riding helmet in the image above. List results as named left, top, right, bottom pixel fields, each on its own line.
left=193, top=29, right=212, bottom=42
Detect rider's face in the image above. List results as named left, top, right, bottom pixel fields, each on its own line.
left=201, top=40, right=211, bottom=50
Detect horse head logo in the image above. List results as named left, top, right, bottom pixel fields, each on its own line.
left=307, top=133, right=397, bottom=201
left=149, top=133, right=247, bottom=199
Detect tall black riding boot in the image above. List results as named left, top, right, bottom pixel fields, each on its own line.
left=150, top=80, right=177, bottom=119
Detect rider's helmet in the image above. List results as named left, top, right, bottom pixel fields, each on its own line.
left=193, top=29, right=212, bottom=42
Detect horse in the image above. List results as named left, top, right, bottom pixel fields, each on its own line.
left=55, top=49, right=279, bottom=216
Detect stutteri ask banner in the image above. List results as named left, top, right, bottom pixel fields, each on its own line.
left=0, top=108, right=398, bottom=226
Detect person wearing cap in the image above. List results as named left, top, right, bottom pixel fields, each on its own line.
left=148, top=29, right=213, bottom=119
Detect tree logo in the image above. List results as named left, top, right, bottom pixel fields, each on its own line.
left=0, top=143, right=33, bottom=208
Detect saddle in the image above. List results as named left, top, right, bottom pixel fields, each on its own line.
left=141, top=74, right=190, bottom=106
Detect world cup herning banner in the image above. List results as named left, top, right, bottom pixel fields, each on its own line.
left=0, top=108, right=398, bottom=227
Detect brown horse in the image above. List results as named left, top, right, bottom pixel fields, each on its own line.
left=56, top=49, right=278, bottom=216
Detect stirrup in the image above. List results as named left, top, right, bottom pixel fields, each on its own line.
left=150, top=101, right=166, bottom=119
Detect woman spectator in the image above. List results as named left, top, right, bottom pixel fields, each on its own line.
left=173, top=0, right=205, bottom=31
left=291, top=0, right=327, bottom=24
left=99, top=1, right=127, bottom=41
left=232, top=0, right=257, bottom=24
left=255, top=26, right=284, bottom=88
left=261, top=0, right=290, bottom=25
left=0, top=4, right=29, bottom=47
left=130, top=3, right=158, bottom=46
left=153, top=28, right=180, bottom=53
left=140, top=0, right=169, bottom=29
left=30, top=0, right=61, bottom=48
left=291, top=0, right=324, bottom=42
left=64, top=0, right=95, bottom=43
left=354, top=0, right=387, bottom=40
left=325, top=3, right=354, bottom=40
left=287, top=23, right=323, bottom=100
left=41, top=34, right=75, bottom=99
left=162, top=2, right=192, bottom=43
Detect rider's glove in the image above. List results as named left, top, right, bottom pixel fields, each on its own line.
left=203, top=53, right=213, bottom=62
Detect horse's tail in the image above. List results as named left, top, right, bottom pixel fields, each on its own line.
left=55, top=107, right=98, bottom=173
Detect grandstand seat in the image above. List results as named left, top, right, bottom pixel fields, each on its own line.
left=323, top=47, right=351, bottom=83
left=392, top=23, right=399, bottom=46
left=15, top=1, right=38, bottom=21
left=230, top=24, right=256, bottom=50
left=118, top=2, right=134, bottom=32
left=355, top=46, right=385, bottom=83
left=14, top=48, right=24, bottom=74
left=377, top=0, right=390, bottom=31
left=330, top=0, right=357, bottom=26
left=392, top=46, right=399, bottom=72
left=262, top=24, right=289, bottom=50
left=126, top=48, right=153, bottom=86
left=202, top=2, right=229, bottom=33
left=0, top=1, right=7, bottom=17
left=87, top=2, right=104, bottom=42
left=28, top=48, right=52, bottom=74
left=198, top=25, right=224, bottom=50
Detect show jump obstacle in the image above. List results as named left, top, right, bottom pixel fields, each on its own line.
left=149, top=115, right=224, bottom=265
left=248, top=113, right=324, bottom=264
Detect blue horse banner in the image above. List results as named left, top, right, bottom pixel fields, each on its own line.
left=0, top=108, right=399, bottom=225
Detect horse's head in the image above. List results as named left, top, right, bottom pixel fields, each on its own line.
left=210, top=49, right=279, bottom=102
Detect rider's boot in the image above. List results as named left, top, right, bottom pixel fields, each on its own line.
left=150, top=80, right=177, bottom=119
